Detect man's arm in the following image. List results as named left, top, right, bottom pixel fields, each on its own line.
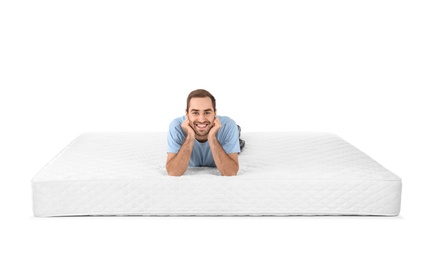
left=166, top=135, right=193, bottom=176
left=208, top=117, right=239, bottom=176
left=208, top=136, right=239, bottom=176
left=166, top=117, right=194, bottom=176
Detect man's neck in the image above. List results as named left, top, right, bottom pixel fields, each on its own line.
left=195, top=135, right=208, bottom=143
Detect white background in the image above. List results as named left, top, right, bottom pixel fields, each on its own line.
left=1, top=0, right=428, bottom=259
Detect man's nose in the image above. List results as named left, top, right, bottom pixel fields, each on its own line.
left=198, top=114, right=206, bottom=122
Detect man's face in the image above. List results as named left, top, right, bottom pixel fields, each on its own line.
left=187, top=97, right=216, bottom=139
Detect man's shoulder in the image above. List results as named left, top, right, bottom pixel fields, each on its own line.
left=218, top=115, right=237, bottom=127
left=169, top=116, right=186, bottom=133
left=169, top=116, right=186, bottom=127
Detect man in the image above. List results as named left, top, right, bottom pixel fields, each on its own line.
left=166, top=89, right=241, bottom=176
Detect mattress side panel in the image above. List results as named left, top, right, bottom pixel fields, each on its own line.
left=32, top=178, right=402, bottom=217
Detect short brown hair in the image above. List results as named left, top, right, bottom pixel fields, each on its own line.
left=186, top=89, right=216, bottom=112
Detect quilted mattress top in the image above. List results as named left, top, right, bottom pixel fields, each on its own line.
left=32, top=132, right=401, bottom=182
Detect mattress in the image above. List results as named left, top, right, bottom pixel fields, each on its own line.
left=31, top=132, right=402, bottom=217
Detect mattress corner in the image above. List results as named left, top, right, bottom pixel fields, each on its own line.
left=30, top=133, right=84, bottom=182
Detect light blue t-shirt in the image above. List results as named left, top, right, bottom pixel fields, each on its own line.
left=167, top=115, right=241, bottom=167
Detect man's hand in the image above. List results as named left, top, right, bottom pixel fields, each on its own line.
left=181, top=117, right=195, bottom=139
left=208, top=117, right=222, bottom=139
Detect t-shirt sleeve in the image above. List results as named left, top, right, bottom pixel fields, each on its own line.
left=218, top=117, right=241, bottom=154
left=167, top=119, right=185, bottom=154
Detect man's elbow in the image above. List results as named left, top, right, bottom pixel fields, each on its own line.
left=220, top=166, right=239, bottom=176
left=166, top=167, right=183, bottom=177
left=166, top=165, right=186, bottom=177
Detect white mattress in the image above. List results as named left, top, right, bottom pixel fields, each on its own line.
left=31, top=132, right=402, bottom=217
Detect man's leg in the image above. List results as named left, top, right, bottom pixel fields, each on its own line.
left=237, top=125, right=245, bottom=152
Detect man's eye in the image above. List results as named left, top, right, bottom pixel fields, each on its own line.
left=204, top=112, right=210, bottom=115
left=192, top=112, right=198, bottom=115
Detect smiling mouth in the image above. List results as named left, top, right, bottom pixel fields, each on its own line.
left=195, top=123, right=209, bottom=131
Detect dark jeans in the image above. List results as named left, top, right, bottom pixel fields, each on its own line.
left=237, top=125, right=245, bottom=152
